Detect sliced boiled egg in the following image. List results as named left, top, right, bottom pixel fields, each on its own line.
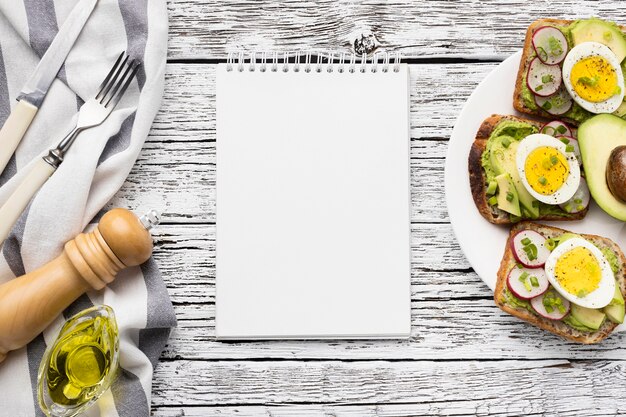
left=544, top=237, right=615, bottom=309
left=562, top=42, right=625, bottom=114
left=516, top=133, right=580, bottom=205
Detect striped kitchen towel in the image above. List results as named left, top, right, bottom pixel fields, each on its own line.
left=0, top=1, right=176, bottom=416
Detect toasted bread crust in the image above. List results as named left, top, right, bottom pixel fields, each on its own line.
left=468, top=114, right=589, bottom=224
left=494, top=222, right=626, bottom=344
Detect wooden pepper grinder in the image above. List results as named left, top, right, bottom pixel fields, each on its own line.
left=0, top=208, right=159, bottom=363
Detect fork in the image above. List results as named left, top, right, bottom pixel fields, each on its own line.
left=0, top=52, right=140, bottom=244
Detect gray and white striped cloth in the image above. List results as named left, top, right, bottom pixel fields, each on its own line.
left=0, top=1, right=175, bottom=416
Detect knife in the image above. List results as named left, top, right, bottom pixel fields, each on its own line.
left=0, top=0, right=98, bottom=175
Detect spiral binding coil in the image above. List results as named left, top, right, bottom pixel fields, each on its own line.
left=226, top=51, right=402, bottom=73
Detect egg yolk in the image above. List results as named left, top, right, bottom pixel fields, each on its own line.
left=570, top=56, right=619, bottom=103
left=524, top=146, right=569, bottom=195
left=554, top=247, right=601, bottom=297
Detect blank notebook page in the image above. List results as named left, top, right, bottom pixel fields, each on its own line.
left=216, top=60, right=411, bottom=339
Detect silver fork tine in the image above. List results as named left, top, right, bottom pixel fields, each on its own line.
left=95, top=52, right=126, bottom=100
left=105, top=60, right=140, bottom=108
left=103, top=59, right=135, bottom=107
left=97, top=54, right=130, bottom=103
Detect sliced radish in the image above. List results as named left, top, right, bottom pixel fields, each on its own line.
left=556, top=136, right=581, bottom=165
left=532, top=26, right=568, bottom=65
left=540, top=120, right=572, bottom=137
left=511, top=230, right=551, bottom=268
left=527, top=57, right=562, bottom=96
left=507, top=267, right=549, bottom=300
left=559, top=177, right=590, bottom=214
left=531, top=289, right=570, bottom=320
left=535, top=87, right=573, bottom=116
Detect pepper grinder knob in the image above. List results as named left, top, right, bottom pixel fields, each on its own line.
left=98, top=208, right=157, bottom=267
left=0, top=208, right=159, bottom=363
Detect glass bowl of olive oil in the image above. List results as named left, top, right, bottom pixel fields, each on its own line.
left=37, top=305, right=119, bottom=417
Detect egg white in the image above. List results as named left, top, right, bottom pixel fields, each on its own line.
left=562, top=42, right=625, bottom=114
left=516, top=133, right=580, bottom=205
left=544, top=237, right=615, bottom=309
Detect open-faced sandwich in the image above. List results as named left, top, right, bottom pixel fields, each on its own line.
left=495, top=222, right=626, bottom=343
left=514, top=18, right=626, bottom=125
left=469, top=114, right=589, bottom=224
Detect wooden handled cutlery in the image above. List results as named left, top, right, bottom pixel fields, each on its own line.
left=0, top=52, right=140, bottom=244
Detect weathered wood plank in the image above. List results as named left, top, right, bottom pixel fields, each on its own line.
left=160, top=302, right=626, bottom=361
left=150, top=223, right=470, bottom=274
left=150, top=359, right=626, bottom=416
left=151, top=403, right=618, bottom=417
left=110, top=63, right=496, bottom=224
left=167, top=1, right=626, bottom=60
left=159, top=268, right=486, bottom=305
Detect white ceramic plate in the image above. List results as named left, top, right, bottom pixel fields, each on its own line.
left=445, top=51, right=626, bottom=316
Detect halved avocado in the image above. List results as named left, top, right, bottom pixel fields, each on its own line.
left=578, top=114, right=626, bottom=221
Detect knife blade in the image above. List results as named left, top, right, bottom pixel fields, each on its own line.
left=0, top=0, right=98, bottom=175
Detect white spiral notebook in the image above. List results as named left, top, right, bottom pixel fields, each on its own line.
left=216, top=52, right=411, bottom=339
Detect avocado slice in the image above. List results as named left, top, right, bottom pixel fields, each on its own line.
left=605, top=284, right=625, bottom=324
left=489, top=136, right=512, bottom=176
left=489, top=137, right=539, bottom=218
left=495, top=173, right=521, bottom=217
left=570, top=304, right=606, bottom=330
left=570, top=18, right=626, bottom=62
left=578, top=114, right=626, bottom=221
left=605, top=303, right=625, bottom=324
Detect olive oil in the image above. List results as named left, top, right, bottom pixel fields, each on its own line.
left=38, top=305, right=119, bottom=417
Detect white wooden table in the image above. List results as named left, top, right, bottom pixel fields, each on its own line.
left=117, top=2, right=626, bottom=415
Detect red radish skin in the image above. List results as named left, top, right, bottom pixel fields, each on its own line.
left=511, top=230, right=551, bottom=268
left=532, top=26, right=569, bottom=65
left=535, top=87, right=573, bottom=116
left=507, top=267, right=550, bottom=300
left=531, top=290, right=570, bottom=320
left=526, top=57, right=562, bottom=97
left=540, top=120, right=572, bottom=138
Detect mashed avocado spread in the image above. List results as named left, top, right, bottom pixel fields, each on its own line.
left=481, top=120, right=575, bottom=219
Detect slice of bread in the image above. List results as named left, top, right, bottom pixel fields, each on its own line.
left=469, top=114, right=588, bottom=224
left=513, top=19, right=574, bottom=123
left=494, top=221, right=626, bottom=344
left=513, top=18, right=626, bottom=125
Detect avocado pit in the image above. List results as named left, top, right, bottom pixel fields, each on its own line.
left=606, top=145, right=626, bottom=202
